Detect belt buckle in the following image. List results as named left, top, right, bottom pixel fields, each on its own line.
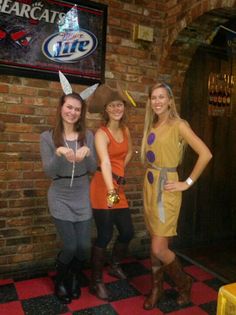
left=116, top=176, right=126, bottom=185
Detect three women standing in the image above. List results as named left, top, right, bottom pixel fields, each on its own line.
left=141, top=82, right=212, bottom=309
left=40, top=77, right=212, bottom=309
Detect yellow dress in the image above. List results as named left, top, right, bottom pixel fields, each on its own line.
left=143, top=119, right=184, bottom=237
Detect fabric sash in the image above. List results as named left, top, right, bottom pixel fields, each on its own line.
left=148, top=165, right=177, bottom=223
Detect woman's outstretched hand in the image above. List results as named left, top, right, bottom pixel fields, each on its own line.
left=75, top=146, right=90, bottom=162
left=56, top=147, right=75, bottom=163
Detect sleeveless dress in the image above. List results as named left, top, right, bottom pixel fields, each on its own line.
left=90, top=126, right=129, bottom=210
left=143, top=119, right=184, bottom=236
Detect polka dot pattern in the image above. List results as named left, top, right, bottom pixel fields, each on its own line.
left=147, top=171, right=154, bottom=184
left=147, top=132, right=155, bottom=145
left=146, top=150, right=155, bottom=163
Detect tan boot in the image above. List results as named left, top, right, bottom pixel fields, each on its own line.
left=89, top=246, right=110, bottom=300
left=143, top=254, right=164, bottom=310
left=165, top=256, right=193, bottom=305
left=108, top=242, right=128, bottom=280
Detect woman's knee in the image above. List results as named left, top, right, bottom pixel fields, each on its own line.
left=78, top=235, right=91, bottom=250
left=63, top=242, right=77, bottom=256
left=129, top=228, right=135, bottom=241
left=151, top=236, right=169, bottom=261
left=152, top=246, right=174, bottom=264
left=152, top=247, right=163, bottom=260
left=118, top=229, right=134, bottom=243
left=95, top=234, right=113, bottom=248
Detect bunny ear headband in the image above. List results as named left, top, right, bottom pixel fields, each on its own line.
left=59, top=71, right=99, bottom=100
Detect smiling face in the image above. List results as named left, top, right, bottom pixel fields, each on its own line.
left=61, top=96, right=82, bottom=126
left=150, top=87, right=171, bottom=118
left=105, top=100, right=125, bottom=122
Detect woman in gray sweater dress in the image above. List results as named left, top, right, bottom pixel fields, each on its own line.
left=40, top=92, right=97, bottom=304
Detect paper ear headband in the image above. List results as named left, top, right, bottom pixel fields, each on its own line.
left=124, top=90, right=137, bottom=107
left=59, top=71, right=99, bottom=100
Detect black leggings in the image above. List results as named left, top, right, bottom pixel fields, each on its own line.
left=93, top=208, right=134, bottom=248
left=53, top=218, right=91, bottom=265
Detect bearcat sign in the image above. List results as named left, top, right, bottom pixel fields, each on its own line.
left=0, top=0, right=107, bottom=84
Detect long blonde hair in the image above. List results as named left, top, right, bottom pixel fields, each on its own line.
left=140, top=82, right=180, bottom=163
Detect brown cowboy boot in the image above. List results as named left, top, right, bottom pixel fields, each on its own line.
left=108, top=242, right=128, bottom=280
left=165, top=256, right=193, bottom=305
left=143, top=254, right=164, bottom=310
left=89, top=246, right=110, bottom=300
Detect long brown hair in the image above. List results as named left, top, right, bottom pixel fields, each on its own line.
left=53, top=93, right=87, bottom=147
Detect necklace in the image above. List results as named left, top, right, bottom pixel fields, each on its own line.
left=64, top=137, right=78, bottom=188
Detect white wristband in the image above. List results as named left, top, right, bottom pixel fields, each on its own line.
left=186, top=177, right=193, bottom=186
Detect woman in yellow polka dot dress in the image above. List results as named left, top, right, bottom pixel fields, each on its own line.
left=140, top=82, right=212, bottom=310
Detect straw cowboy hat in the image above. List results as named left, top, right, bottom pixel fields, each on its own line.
left=87, top=83, right=136, bottom=113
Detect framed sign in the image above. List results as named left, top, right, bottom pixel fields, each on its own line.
left=0, top=0, right=107, bottom=84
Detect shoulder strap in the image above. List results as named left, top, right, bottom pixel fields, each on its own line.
left=100, top=126, right=112, bottom=140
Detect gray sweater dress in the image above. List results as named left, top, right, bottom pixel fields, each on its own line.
left=40, top=129, right=97, bottom=222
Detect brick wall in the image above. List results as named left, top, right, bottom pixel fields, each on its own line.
left=0, top=0, right=235, bottom=277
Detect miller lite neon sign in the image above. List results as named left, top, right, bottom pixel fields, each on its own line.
left=0, top=0, right=107, bottom=84
left=43, top=29, right=98, bottom=63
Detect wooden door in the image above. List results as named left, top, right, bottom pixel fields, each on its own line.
left=175, top=47, right=235, bottom=248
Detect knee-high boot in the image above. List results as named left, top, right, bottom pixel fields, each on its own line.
left=143, top=254, right=164, bottom=310
left=89, top=246, right=110, bottom=300
left=165, top=256, right=193, bottom=305
left=108, top=242, right=128, bottom=280
left=69, top=257, right=82, bottom=299
left=55, top=259, right=71, bottom=304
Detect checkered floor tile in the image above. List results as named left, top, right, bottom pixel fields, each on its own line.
left=0, top=257, right=224, bottom=314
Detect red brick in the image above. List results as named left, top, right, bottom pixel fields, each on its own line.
left=5, top=124, right=33, bottom=133
left=19, top=133, right=40, bottom=142
left=8, top=181, right=34, bottom=189
left=10, top=253, right=34, bottom=263
left=8, top=199, right=36, bottom=208
left=7, top=218, right=33, bottom=227
left=7, top=105, right=34, bottom=115
left=0, top=114, right=21, bottom=123
left=0, top=84, right=9, bottom=93
left=10, top=85, right=37, bottom=96
left=22, top=78, right=49, bottom=88
left=107, top=35, right=122, bottom=45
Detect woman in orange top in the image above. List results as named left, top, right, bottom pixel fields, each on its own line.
left=88, top=84, right=134, bottom=300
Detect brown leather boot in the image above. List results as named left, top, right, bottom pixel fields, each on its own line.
left=108, top=242, right=128, bottom=280
left=165, top=256, right=193, bottom=305
left=143, top=254, right=164, bottom=310
left=89, top=246, right=110, bottom=300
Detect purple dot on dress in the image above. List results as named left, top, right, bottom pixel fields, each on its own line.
left=146, top=150, right=155, bottom=163
left=147, top=132, right=155, bottom=145
left=147, top=171, right=154, bottom=184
